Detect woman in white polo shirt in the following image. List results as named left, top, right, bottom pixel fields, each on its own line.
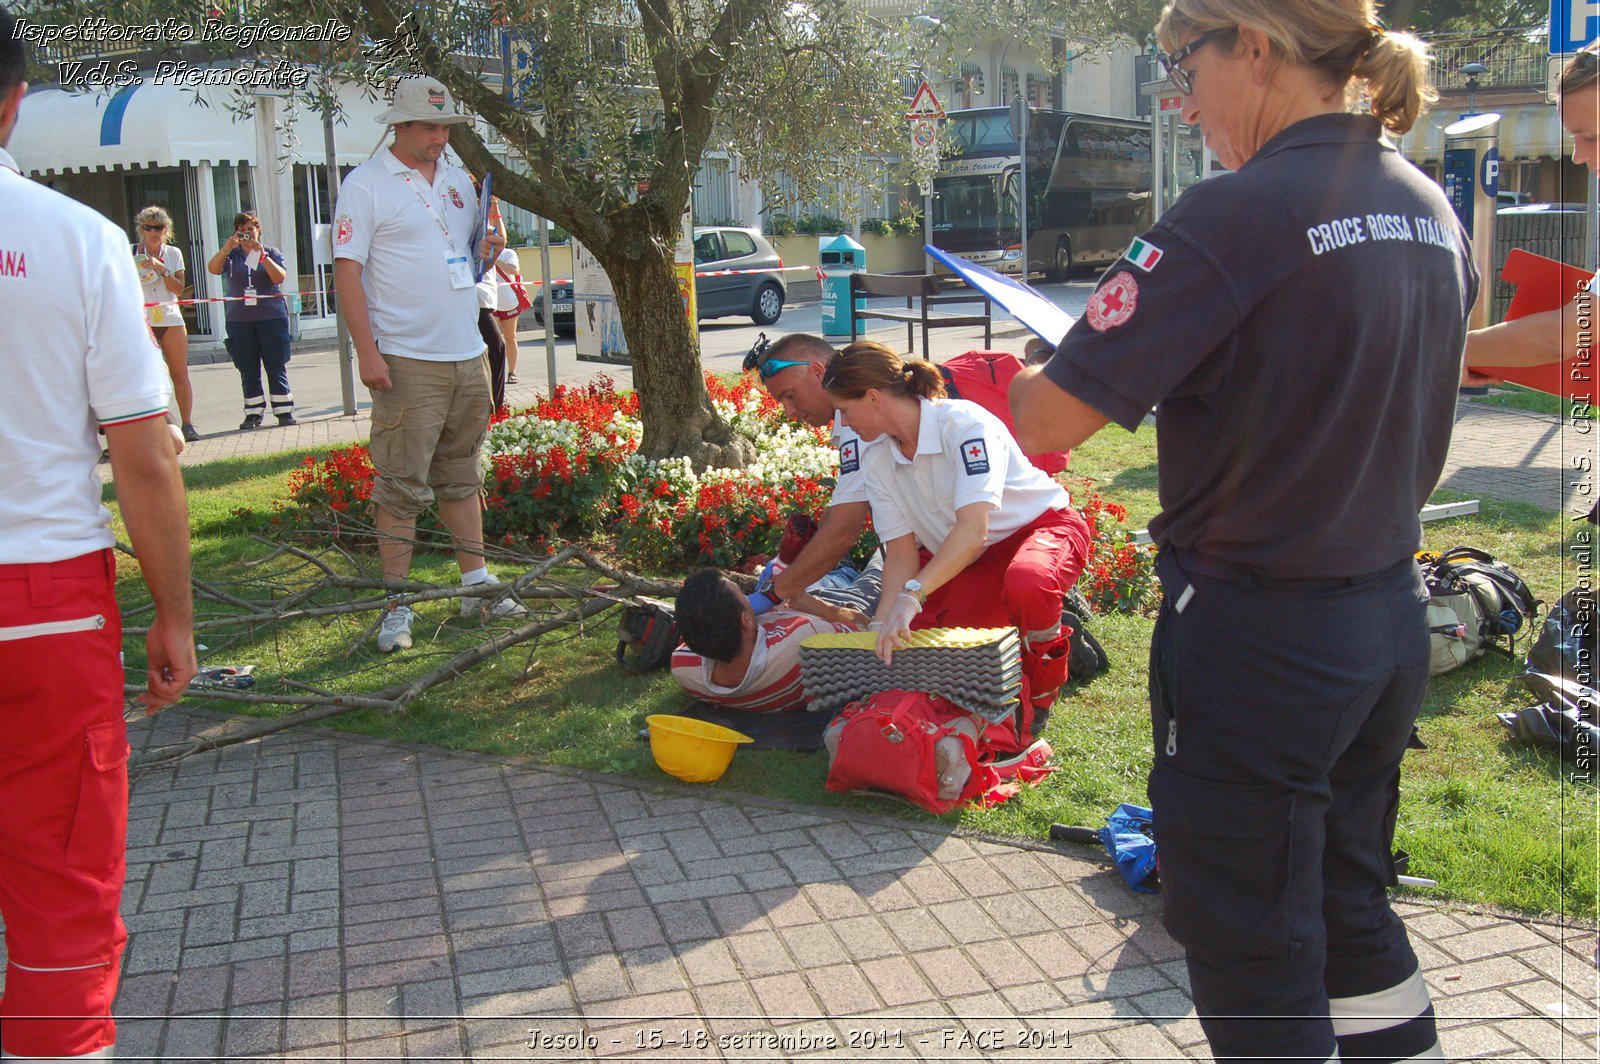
left=132, top=205, right=199, bottom=441
left=822, top=340, right=1092, bottom=713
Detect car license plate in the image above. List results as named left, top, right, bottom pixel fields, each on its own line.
left=552, top=301, right=573, bottom=312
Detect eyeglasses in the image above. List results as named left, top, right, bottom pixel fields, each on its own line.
left=1158, top=28, right=1231, bottom=95
left=139, top=224, right=167, bottom=231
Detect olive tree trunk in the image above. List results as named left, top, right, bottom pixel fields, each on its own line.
left=598, top=235, right=754, bottom=469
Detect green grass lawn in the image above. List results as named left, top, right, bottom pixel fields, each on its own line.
left=111, top=430, right=1596, bottom=920
left=1468, top=382, right=1596, bottom=419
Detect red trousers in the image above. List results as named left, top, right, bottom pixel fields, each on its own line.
left=914, top=507, right=1092, bottom=701
left=0, top=550, right=128, bottom=1058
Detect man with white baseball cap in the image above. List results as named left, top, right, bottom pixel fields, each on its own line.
left=333, top=76, right=520, bottom=652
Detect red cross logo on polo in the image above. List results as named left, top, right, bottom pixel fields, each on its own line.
left=447, top=186, right=465, bottom=209
left=1085, top=271, right=1139, bottom=332
left=335, top=216, right=353, bottom=246
left=960, top=437, right=989, bottom=475
left=838, top=439, right=859, bottom=475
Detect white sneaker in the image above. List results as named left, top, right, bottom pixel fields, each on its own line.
left=377, top=605, right=414, bottom=652
left=460, top=574, right=529, bottom=619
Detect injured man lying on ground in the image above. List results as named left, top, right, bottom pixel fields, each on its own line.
left=670, top=554, right=884, bottom=713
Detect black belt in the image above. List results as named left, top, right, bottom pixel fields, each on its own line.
left=1162, top=547, right=1413, bottom=594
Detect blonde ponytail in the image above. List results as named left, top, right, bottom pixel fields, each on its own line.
left=1353, top=30, right=1435, bottom=135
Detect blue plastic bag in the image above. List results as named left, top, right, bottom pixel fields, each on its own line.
left=1100, top=803, right=1158, bottom=893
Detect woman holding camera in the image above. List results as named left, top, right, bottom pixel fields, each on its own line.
left=133, top=205, right=198, bottom=441
left=207, top=210, right=295, bottom=429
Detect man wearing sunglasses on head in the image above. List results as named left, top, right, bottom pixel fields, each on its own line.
left=742, top=333, right=878, bottom=613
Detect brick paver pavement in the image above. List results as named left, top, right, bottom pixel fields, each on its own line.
left=0, top=712, right=1569, bottom=1061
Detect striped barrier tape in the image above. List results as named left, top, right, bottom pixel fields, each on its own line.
left=143, top=265, right=820, bottom=307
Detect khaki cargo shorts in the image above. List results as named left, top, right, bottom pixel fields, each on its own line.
left=368, top=352, right=492, bottom=520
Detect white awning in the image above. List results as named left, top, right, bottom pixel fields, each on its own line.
left=9, top=80, right=391, bottom=175
left=1396, top=103, right=1571, bottom=164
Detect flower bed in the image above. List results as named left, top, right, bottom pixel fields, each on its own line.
left=280, top=374, right=1156, bottom=595
left=283, top=374, right=847, bottom=570
left=1076, top=494, right=1159, bottom=613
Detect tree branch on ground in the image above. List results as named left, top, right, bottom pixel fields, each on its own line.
left=124, top=536, right=682, bottom=774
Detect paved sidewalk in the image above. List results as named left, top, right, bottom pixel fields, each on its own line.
left=20, top=712, right=1570, bottom=1061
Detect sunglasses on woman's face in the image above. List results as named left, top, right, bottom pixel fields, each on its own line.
left=140, top=224, right=167, bottom=231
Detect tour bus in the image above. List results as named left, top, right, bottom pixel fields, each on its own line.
left=931, top=107, right=1200, bottom=280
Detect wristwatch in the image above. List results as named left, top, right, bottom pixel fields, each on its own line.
left=904, top=578, right=925, bottom=605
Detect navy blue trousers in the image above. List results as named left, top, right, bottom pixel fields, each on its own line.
left=1148, top=549, right=1440, bottom=1062
left=226, top=316, right=293, bottom=417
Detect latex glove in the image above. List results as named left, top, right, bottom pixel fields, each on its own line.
left=747, top=558, right=782, bottom=616
left=875, top=592, right=921, bottom=665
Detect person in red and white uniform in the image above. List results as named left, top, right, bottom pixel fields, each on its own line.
left=671, top=568, right=871, bottom=713
left=822, top=340, right=1091, bottom=711
left=0, top=9, right=196, bottom=1057
left=745, top=333, right=881, bottom=615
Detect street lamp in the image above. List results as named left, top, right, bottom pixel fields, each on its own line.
left=1461, top=61, right=1486, bottom=116
left=995, top=32, right=1031, bottom=279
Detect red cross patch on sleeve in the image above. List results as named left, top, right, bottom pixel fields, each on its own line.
left=1085, top=270, right=1139, bottom=332
left=960, top=438, right=990, bottom=475
left=335, top=216, right=354, bottom=246
left=839, top=439, right=859, bottom=475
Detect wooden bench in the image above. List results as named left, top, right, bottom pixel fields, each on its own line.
left=849, top=272, right=992, bottom=358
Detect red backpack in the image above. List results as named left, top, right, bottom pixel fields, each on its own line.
left=824, top=690, right=997, bottom=814
left=823, top=689, right=1057, bottom=814
left=938, top=350, right=1069, bottom=476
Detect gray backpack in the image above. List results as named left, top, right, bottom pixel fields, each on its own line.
left=1420, top=548, right=1540, bottom=675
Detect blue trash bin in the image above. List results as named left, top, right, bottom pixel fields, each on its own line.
left=818, top=235, right=867, bottom=338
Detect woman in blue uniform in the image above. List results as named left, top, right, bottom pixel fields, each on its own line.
left=1011, top=1, right=1474, bottom=1061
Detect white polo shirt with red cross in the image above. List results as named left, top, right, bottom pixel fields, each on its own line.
left=862, top=398, right=1069, bottom=552
left=333, top=149, right=483, bottom=362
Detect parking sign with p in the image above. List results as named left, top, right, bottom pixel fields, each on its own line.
left=1551, top=0, right=1600, bottom=55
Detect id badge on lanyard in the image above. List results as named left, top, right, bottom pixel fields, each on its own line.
left=445, top=256, right=474, bottom=289
left=403, top=172, right=474, bottom=289
left=244, top=286, right=259, bottom=307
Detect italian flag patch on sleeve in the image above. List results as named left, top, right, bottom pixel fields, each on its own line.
left=1124, top=237, right=1164, bottom=273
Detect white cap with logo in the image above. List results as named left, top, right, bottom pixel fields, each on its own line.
left=375, top=75, right=473, bottom=126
